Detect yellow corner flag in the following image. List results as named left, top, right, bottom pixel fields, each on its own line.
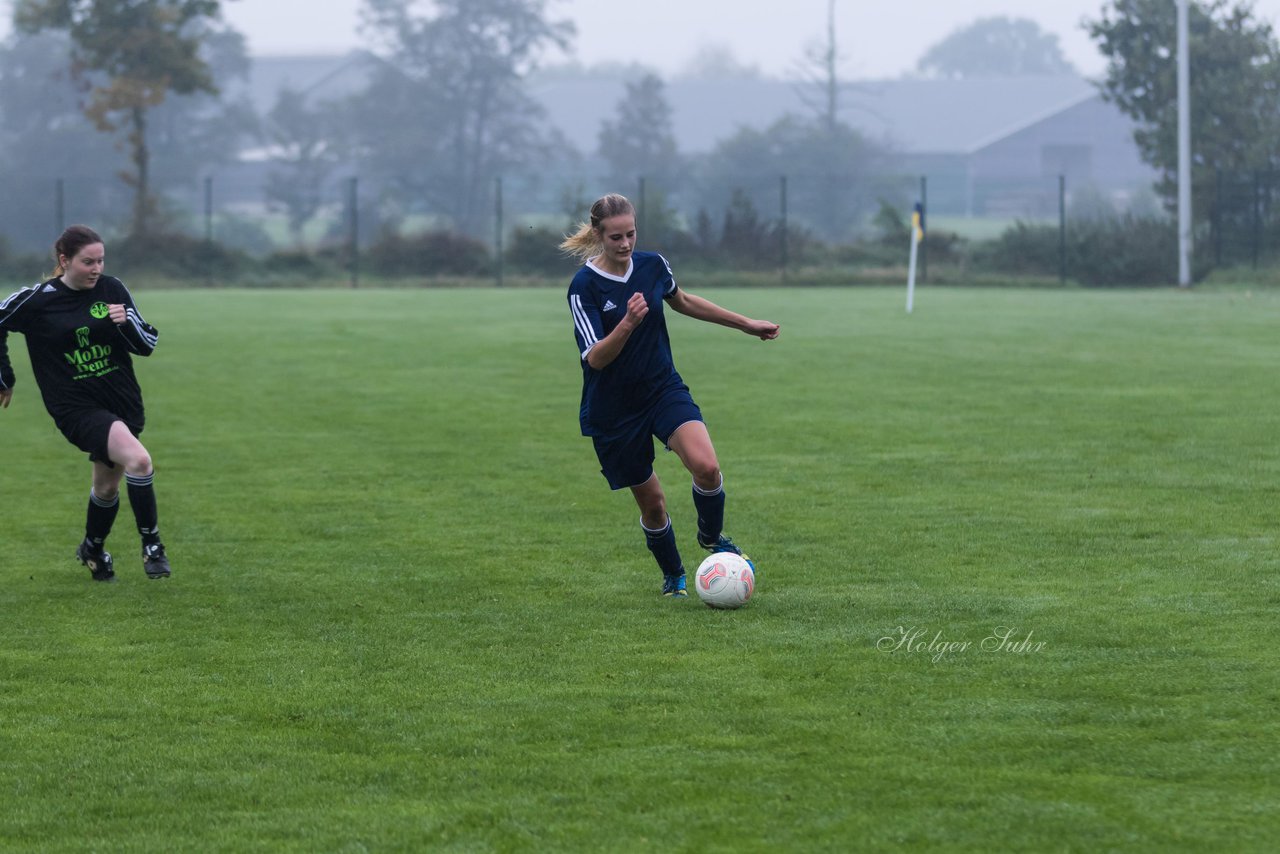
left=907, top=202, right=924, bottom=313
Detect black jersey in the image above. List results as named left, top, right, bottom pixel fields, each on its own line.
left=0, top=275, right=158, bottom=430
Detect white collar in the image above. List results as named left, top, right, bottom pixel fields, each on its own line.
left=586, top=256, right=633, bottom=283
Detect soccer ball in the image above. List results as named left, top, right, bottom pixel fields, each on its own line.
left=694, top=552, right=755, bottom=609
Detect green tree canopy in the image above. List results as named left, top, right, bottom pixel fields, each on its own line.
left=0, top=30, right=117, bottom=250
left=147, top=28, right=257, bottom=200
left=1087, top=0, right=1280, bottom=214
left=693, top=115, right=887, bottom=245
left=596, top=73, right=681, bottom=188
left=15, top=0, right=225, bottom=237
left=263, top=85, right=348, bottom=246
left=916, top=16, right=1076, bottom=78
left=595, top=73, right=683, bottom=245
left=351, top=0, right=574, bottom=236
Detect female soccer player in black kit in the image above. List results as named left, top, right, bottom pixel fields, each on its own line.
left=0, top=225, right=171, bottom=581
left=562, top=194, right=780, bottom=597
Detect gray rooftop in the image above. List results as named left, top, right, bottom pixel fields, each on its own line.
left=241, top=54, right=1102, bottom=157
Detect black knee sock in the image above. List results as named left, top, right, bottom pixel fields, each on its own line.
left=126, top=472, right=161, bottom=547
left=642, top=516, right=684, bottom=577
left=85, top=489, right=120, bottom=551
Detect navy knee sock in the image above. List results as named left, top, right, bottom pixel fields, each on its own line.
left=642, top=516, right=685, bottom=578
left=692, top=474, right=726, bottom=545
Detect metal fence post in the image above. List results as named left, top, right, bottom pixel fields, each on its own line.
left=204, top=176, right=214, bottom=244
left=1059, top=174, right=1067, bottom=285
left=637, top=176, right=647, bottom=240
left=347, top=177, right=359, bottom=289
left=1213, top=168, right=1223, bottom=268
left=1253, top=171, right=1261, bottom=270
left=495, top=176, right=504, bottom=288
left=779, top=174, right=788, bottom=282
left=919, top=175, right=928, bottom=282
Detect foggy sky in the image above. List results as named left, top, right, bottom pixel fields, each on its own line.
left=5, top=0, right=1280, bottom=80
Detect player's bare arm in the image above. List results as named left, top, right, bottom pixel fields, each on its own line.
left=667, top=289, right=780, bottom=340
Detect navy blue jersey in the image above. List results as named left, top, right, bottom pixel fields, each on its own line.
left=0, top=275, right=157, bottom=429
left=567, top=251, right=687, bottom=436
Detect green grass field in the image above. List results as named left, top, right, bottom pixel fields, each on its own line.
left=2, top=285, right=1277, bottom=851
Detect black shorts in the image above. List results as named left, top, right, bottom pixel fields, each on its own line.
left=56, top=409, right=143, bottom=466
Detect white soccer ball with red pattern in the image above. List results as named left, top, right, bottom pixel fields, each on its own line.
left=694, top=552, right=755, bottom=609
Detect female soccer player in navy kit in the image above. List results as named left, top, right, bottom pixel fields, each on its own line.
left=0, top=225, right=171, bottom=582
left=562, top=194, right=780, bottom=597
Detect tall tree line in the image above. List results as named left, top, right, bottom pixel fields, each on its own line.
left=13, top=0, right=1268, bottom=264
left=1088, top=0, right=1280, bottom=224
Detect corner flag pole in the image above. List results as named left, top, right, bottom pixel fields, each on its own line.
left=906, top=202, right=924, bottom=313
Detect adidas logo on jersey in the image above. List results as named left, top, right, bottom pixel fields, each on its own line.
left=43, top=284, right=56, bottom=292
left=603, top=300, right=618, bottom=312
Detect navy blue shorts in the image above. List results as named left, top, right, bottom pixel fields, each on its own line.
left=591, top=386, right=703, bottom=490
left=56, top=409, right=143, bottom=467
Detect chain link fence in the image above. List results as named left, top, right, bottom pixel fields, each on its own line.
left=1, top=165, right=1273, bottom=284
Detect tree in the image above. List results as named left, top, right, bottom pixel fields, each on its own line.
left=1087, top=0, right=1280, bottom=217
left=263, top=86, right=347, bottom=246
left=794, top=0, right=842, bottom=132
left=718, top=188, right=774, bottom=266
left=692, top=115, right=887, bottom=244
left=916, top=16, right=1076, bottom=78
left=147, top=28, right=258, bottom=205
left=15, top=0, right=225, bottom=238
left=352, top=0, right=574, bottom=236
left=597, top=74, right=680, bottom=185
left=778, top=0, right=882, bottom=241
left=0, top=31, right=101, bottom=173
left=0, top=30, right=127, bottom=250
left=596, top=73, right=683, bottom=241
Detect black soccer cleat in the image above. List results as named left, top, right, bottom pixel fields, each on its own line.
left=142, top=543, right=171, bottom=579
left=76, top=541, right=116, bottom=582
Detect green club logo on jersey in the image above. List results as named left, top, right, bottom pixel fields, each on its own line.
left=90, top=302, right=110, bottom=319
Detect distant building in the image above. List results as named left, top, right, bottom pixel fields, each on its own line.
left=527, top=71, right=1156, bottom=218
left=849, top=76, right=1157, bottom=217
left=239, top=55, right=1156, bottom=220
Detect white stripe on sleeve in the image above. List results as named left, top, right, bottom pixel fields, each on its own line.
left=569, top=294, right=598, bottom=358
left=125, top=308, right=158, bottom=348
